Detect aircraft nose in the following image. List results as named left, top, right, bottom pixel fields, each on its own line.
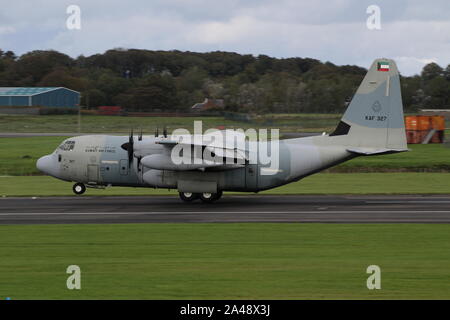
left=36, top=155, right=56, bottom=176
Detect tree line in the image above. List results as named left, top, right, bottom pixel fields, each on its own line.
left=0, top=48, right=449, bottom=113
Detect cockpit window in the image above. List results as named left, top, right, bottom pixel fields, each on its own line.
left=59, top=140, right=76, bottom=151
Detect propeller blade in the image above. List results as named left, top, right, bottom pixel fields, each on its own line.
left=137, top=156, right=142, bottom=172
left=163, top=126, right=167, bottom=138
left=138, top=128, right=142, bottom=141
left=128, top=130, right=134, bottom=167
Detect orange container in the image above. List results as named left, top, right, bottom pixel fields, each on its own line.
left=406, top=130, right=426, bottom=144
left=417, top=115, right=431, bottom=131
left=405, top=116, right=418, bottom=130
left=431, top=130, right=444, bottom=143
left=405, top=130, right=415, bottom=144
left=431, top=115, right=445, bottom=131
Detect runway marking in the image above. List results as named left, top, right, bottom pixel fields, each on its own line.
left=366, top=200, right=450, bottom=204
left=2, top=210, right=450, bottom=216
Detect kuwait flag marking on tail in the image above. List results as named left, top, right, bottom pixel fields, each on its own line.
left=377, top=61, right=390, bottom=72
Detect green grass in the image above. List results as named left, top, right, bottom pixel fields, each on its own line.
left=338, top=144, right=450, bottom=172
left=0, top=136, right=65, bottom=176
left=0, top=115, right=230, bottom=133
left=0, top=223, right=449, bottom=299
left=0, top=114, right=339, bottom=134
left=1, top=173, right=450, bottom=197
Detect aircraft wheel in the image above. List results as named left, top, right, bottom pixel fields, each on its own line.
left=73, top=183, right=86, bottom=195
left=179, top=192, right=199, bottom=202
left=200, top=191, right=222, bottom=203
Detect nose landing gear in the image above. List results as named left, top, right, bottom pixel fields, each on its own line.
left=73, top=183, right=86, bottom=195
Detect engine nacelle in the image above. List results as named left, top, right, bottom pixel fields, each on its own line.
left=133, top=139, right=165, bottom=158
left=142, top=169, right=177, bottom=188
left=141, top=154, right=218, bottom=171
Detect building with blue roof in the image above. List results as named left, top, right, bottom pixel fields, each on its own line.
left=0, top=87, right=80, bottom=108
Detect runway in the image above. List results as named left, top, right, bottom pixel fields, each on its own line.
left=1, top=195, right=450, bottom=224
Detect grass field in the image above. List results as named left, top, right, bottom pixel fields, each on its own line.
left=1, top=135, right=450, bottom=175
left=337, top=143, right=450, bottom=172
left=0, top=114, right=340, bottom=134
left=1, top=173, right=450, bottom=197
left=0, top=223, right=449, bottom=299
left=0, top=112, right=447, bottom=135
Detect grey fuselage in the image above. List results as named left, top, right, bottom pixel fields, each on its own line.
left=37, top=134, right=355, bottom=193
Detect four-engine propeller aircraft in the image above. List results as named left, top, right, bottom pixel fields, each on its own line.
left=37, top=58, right=408, bottom=202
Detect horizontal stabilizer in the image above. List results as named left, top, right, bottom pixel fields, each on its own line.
left=346, top=147, right=409, bottom=156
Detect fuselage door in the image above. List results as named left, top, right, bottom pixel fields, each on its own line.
left=120, top=159, right=129, bottom=175
left=245, top=164, right=258, bottom=191
left=87, top=164, right=99, bottom=183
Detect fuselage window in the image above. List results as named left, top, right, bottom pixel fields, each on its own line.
left=59, top=140, right=76, bottom=151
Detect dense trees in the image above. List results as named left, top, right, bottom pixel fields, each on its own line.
left=0, top=48, right=448, bottom=113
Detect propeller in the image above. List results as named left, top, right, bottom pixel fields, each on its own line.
left=120, top=129, right=143, bottom=170
left=155, top=127, right=159, bottom=137
left=163, top=126, right=167, bottom=138
left=127, top=129, right=134, bottom=167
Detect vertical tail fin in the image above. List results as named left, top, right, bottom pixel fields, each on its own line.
left=331, top=58, right=407, bottom=153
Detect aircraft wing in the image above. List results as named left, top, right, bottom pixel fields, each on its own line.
left=138, top=130, right=250, bottom=171
left=155, top=130, right=249, bottom=162
left=156, top=140, right=248, bottom=161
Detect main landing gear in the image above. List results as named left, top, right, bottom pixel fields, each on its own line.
left=73, top=183, right=86, bottom=195
left=179, top=191, right=223, bottom=203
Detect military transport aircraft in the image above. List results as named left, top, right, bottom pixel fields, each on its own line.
left=37, top=58, right=407, bottom=202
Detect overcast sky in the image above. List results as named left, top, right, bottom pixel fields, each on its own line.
left=0, top=0, right=449, bottom=75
